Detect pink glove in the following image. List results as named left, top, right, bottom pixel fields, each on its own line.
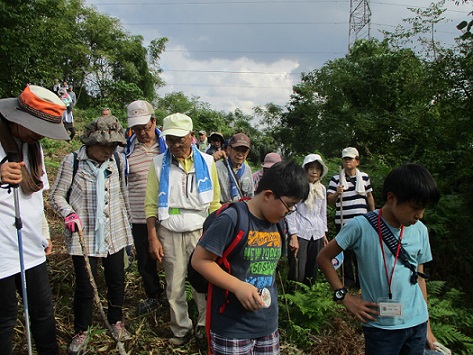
left=65, top=213, right=82, bottom=233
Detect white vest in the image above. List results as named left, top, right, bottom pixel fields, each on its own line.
left=153, top=152, right=215, bottom=232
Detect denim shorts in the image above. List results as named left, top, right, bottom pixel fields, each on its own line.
left=363, top=322, right=427, bottom=355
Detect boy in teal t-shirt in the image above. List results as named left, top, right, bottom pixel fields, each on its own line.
left=318, top=163, right=440, bottom=354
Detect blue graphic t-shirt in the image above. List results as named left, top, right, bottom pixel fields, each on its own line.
left=198, top=204, right=281, bottom=338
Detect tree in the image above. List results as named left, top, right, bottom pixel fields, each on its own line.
left=279, top=39, right=434, bottom=164
left=0, top=0, right=166, bottom=110
left=383, top=0, right=449, bottom=60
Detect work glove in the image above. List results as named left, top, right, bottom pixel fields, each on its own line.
left=65, top=213, right=82, bottom=233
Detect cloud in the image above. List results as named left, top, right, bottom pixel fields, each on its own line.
left=159, top=46, right=300, bottom=113
left=87, top=0, right=472, bottom=114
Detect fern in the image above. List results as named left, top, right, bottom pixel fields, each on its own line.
left=427, top=281, right=473, bottom=354
left=279, top=281, right=342, bottom=334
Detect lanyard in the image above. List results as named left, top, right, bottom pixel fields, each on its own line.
left=377, top=208, right=404, bottom=299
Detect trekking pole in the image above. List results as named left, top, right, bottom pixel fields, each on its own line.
left=76, top=228, right=127, bottom=355
left=338, top=165, right=345, bottom=287
left=7, top=152, right=33, bottom=355
left=223, top=157, right=244, bottom=199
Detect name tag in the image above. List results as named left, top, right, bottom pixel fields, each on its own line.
left=379, top=301, right=402, bottom=317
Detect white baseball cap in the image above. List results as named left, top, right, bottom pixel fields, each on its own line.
left=342, top=147, right=359, bottom=159
left=127, top=100, right=154, bottom=127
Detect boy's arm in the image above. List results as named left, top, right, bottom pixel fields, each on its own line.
left=191, top=245, right=264, bottom=311
left=418, top=264, right=437, bottom=350
left=317, top=239, right=378, bottom=322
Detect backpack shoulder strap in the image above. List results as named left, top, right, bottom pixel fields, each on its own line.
left=113, top=151, right=127, bottom=183
left=219, top=201, right=249, bottom=261
left=277, top=219, right=288, bottom=257
left=66, top=151, right=79, bottom=203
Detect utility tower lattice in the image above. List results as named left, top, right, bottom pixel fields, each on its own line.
left=349, top=0, right=372, bottom=49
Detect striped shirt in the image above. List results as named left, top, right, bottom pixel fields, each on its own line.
left=50, top=146, right=133, bottom=257
left=127, top=141, right=161, bottom=224
left=327, top=172, right=373, bottom=226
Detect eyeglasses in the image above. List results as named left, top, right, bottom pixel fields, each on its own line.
left=230, top=146, right=250, bottom=154
left=277, top=196, right=297, bottom=216
left=166, top=135, right=189, bottom=147
left=132, top=122, right=154, bottom=133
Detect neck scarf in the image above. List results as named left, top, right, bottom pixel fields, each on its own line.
left=0, top=117, right=44, bottom=194
left=227, top=158, right=245, bottom=198
left=304, top=181, right=325, bottom=210
left=158, top=145, right=213, bottom=221
left=86, top=160, right=109, bottom=254
left=339, top=168, right=366, bottom=196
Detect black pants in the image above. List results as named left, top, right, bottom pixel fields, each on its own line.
left=0, top=262, right=59, bottom=355
left=132, top=223, right=163, bottom=299
left=288, top=237, right=325, bottom=286
left=72, top=249, right=125, bottom=333
left=64, top=122, right=76, bottom=140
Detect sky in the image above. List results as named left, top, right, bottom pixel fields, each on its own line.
left=85, top=0, right=472, bottom=114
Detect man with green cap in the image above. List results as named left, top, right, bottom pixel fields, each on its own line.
left=145, top=113, right=220, bottom=346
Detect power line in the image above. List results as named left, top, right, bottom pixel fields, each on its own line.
left=123, top=21, right=347, bottom=26
left=165, top=49, right=346, bottom=54
left=164, top=83, right=293, bottom=89
left=164, top=69, right=301, bottom=75
left=93, top=1, right=347, bottom=5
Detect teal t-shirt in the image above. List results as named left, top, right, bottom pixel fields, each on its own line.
left=335, top=211, right=432, bottom=330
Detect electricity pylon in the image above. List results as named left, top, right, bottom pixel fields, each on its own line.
left=349, top=0, right=372, bottom=49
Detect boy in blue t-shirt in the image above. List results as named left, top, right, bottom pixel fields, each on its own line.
left=318, top=163, right=441, bottom=355
left=191, top=160, right=309, bottom=355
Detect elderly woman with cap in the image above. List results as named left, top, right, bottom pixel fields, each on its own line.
left=252, top=152, right=282, bottom=192
left=286, top=154, right=329, bottom=287
left=0, top=85, right=69, bottom=355
left=50, top=116, right=133, bottom=354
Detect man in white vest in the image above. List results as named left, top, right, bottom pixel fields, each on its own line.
left=145, top=113, right=221, bottom=346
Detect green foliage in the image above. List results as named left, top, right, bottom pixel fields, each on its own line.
left=0, top=0, right=165, bottom=109
left=427, top=281, right=473, bottom=354
left=279, top=281, right=342, bottom=346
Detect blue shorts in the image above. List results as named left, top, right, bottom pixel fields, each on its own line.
left=210, top=329, right=280, bottom=355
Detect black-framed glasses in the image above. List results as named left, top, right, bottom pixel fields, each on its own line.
left=278, top=196, right=297, bottom=216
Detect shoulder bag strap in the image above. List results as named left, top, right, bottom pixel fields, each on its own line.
left=364, top=211, right=428, bottom=285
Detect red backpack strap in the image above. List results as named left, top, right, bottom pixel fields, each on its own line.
left=205, top=201, right=250, bottom=352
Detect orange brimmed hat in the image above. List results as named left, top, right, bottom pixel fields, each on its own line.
left=0, top=85, right=69, bottom=140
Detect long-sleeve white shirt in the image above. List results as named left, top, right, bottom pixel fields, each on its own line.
left=285, top=185, right=327, bottom=240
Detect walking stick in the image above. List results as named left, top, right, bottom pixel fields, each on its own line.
left=76, top=228, right=127, bottom=355
left=223, top=157, right=244, bottom=199
left=338, top=165, right=345, bottom=287
left=7, top=152, right=33, bottom=355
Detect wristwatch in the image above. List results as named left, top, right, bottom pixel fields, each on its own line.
left=333, top=287, right=348, bottom=301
